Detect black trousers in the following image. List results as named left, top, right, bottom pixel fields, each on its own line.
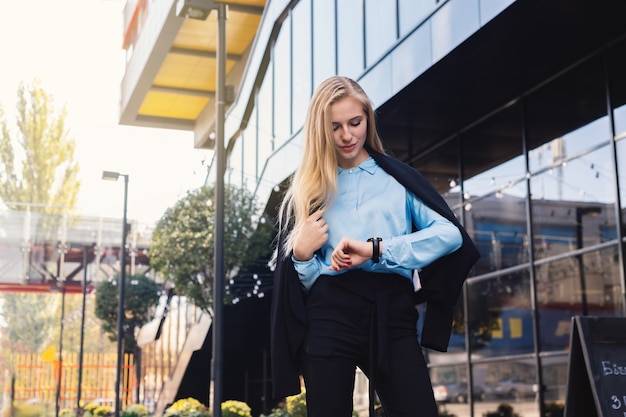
left=300, top=271, right=438, bottom=417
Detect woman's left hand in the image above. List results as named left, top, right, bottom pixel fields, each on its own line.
left=330, top=237, right=371, bottom=271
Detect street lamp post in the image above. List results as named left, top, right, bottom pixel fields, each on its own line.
left=175, top=2, right=227, bottom=416
left=102, top=171, right=129, bottom=417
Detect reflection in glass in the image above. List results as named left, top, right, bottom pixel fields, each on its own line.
left=430, top=364, right=471, bottom=414
left=540, top=354, right=568, bottom=410
left=531, top=143, right=616, bottom=260
left=473, top=361, right=538, bottom=417
left=461, top=104, right=526, bottom=275
left=536, top=246, right=624, bottom=351
left=468, top=271, right=533, bottom=358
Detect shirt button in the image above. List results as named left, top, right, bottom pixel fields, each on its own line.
left=349, top=169, right=353, bottom=174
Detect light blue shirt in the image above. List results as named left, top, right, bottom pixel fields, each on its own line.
left=293, top=157, right=463, bottom=290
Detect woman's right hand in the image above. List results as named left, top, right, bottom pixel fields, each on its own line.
left=292, top=209, right=328, bottom=261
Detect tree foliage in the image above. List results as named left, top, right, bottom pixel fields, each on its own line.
left=94, top=274, right=161, bottom=353
left=0, top=79, right=80, bottom=218
left=148, top=184, right=275, bottom=312
left=0, top=293, right=57, bottom=352
left=0, top=80, right=87, bottom=359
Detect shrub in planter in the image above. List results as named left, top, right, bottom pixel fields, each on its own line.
left=164, top=398, right=211, bottom=417
left=221, top=400, right=251, bottom=417
left=122, top=404, right=149, bottom=417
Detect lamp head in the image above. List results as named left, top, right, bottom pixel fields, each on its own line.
left=102, top=171, right=121, bottom=181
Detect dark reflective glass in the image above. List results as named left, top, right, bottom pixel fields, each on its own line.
left=540, top=354, right=568, bottom=412
left=468, top=271, right=534, bottom=358
left=536, top=246, right=624, bottom=352
left=473, top=361, right=538, bottom=416
left=430, top=365, right=471, bottom=415
left=460, top=104, right=527, bottom=275
left=530, top=143, right=616, bottom=260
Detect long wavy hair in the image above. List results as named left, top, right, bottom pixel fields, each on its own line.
left=278, top=76, right=386, bottom=257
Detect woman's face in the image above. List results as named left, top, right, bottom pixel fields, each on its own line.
left=330, top=96, right=369, bottom=169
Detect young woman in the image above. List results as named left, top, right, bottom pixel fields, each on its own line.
left=271, top=76, right=479, bottom=417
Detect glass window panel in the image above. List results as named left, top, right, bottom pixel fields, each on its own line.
left=528, top=118, right=611, bottom=174
left=292, top=0, right=312, bottom=132
left=540, top=354, right=568, bottom=412
left=536, top=246, right=624, bottom=352
left=391, top=23, right=432, bottom=92
left=526, top=55, right=608, bottom=154
left=479, top=0, right=515, bottom=25
left=241, top=129, right=258, bottom=193
left=616, top=104, right=626, bottom=139
left=616, top=104, right=626, bottom=234
left=337, top=0, right=364, bottom=78
left=461, top=104, right=527, bottom=274
left=531, top=144, right=617, bottom=260
left=473, top=361, right=539, bottom=416
left=398, top=0, right=436, bottom=37
left=312, top=0, right=336, bottom=88
left=273, top=16, right=292, bottom=146
left=429, top=365, right=472, bottom=415
left=257, top=71, right=273, bottom=164
left=364, top=0, right=396, bottom=67
left=228, top=134, right=243, bottom=188
left=431, top=0, right=480, bottom=62
left=618, top=137, right=626, bottom=232
left=243, top=104, right=259, bottom=184
left=468, top=271, right=534, bottom=358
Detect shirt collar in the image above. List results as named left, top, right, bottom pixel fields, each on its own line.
left=338, top=156, right=378, bottom=175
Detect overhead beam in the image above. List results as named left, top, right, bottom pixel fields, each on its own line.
left=170, top=46, right=242, bottom=61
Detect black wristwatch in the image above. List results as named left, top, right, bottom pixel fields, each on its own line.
left=367, top=237, right=382, bottom=263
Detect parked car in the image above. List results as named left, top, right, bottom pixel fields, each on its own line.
left=486, top=377, right=538, bottom=399
left=433, top=381, right=486, bottom=403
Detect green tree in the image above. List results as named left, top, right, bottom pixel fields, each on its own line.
left=149, top=184, right=274, bottom=312
left=94, top=274, right=161, bottom=352
left=0, top=79, right=80, bottom=221
left=0, top=80, right=82, bottom=354
left=0, top=293, right=58, bottom=352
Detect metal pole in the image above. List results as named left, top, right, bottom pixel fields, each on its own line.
left=212, top=4, right=227, bottom=417
left=115, top=175, right=129, bottom=417
left=55, top=285, right=66, bottom=417
left=77, top=245, right=89, bottom=409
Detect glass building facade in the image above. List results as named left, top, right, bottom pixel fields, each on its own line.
left=214, top=1, right=626, bottom=416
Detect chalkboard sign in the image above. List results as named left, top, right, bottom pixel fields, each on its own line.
left=564, top=316, right=626, bottom=417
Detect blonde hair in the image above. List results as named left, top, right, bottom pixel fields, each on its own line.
left=278, top=76, right=385, bottom=256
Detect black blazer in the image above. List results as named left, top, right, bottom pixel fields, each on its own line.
left=270, top=152, right=480, bottom=398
